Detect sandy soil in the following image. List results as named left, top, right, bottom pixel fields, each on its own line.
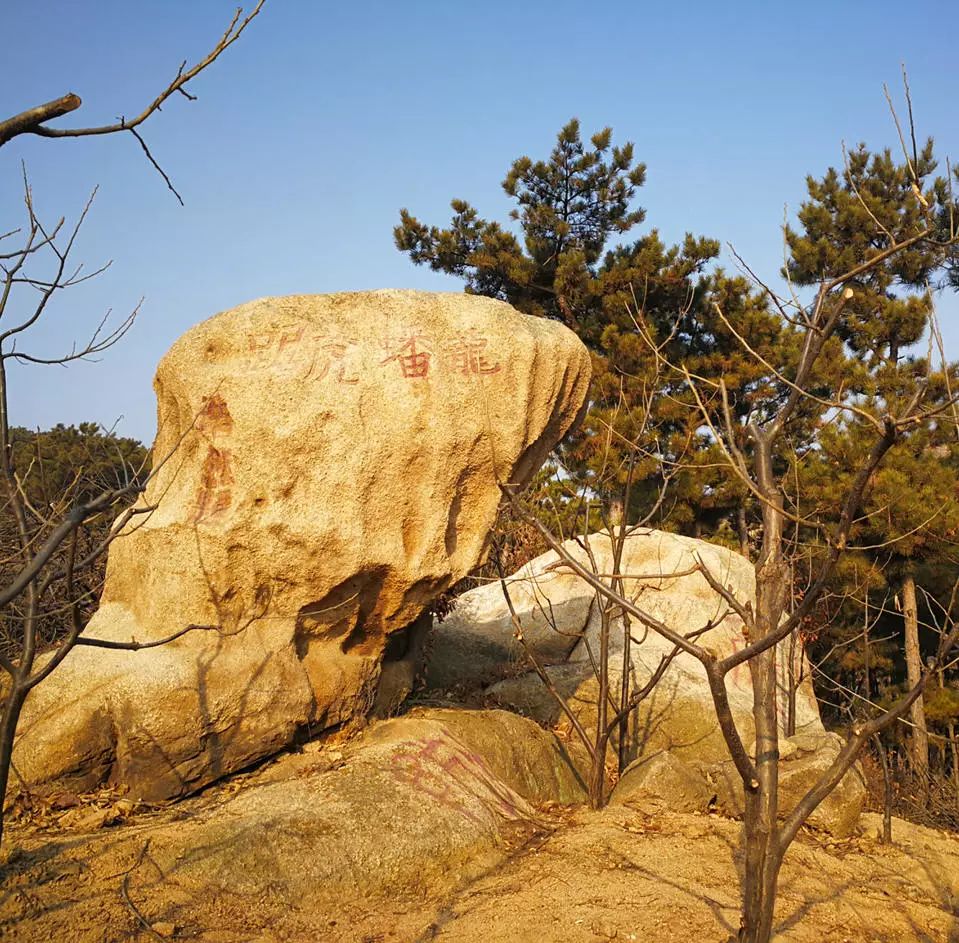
left=1, top=786, right=957, bottom=943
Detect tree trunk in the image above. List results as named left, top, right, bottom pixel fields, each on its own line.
left=949, top=722, right=959, bottom=816
left=589, top=732, right=609, bottom=810
left=873, top=733, right=893, bottom=843
left=0, top=684, right=28, bottom=852
left=738, top=504, right=749, bottom=559
left=590, top=595, right=612, bottom=810
left=740, top=642, right=783, bottom=942
left=617, top=612, right=632, bottom=773
left=901, top=573, right=929, bottom=792
left=739, top=559, right=787, bottom=943
left=738, top=434, right=789, bottom=943
left=786, top=628, right=799, bottom=738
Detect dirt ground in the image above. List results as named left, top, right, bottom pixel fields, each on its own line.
left=1, top=783, right=957, bottom=943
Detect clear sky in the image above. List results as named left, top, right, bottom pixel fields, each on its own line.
left=2, top=1, right=957, bottom=443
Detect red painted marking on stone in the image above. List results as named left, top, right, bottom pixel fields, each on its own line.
left=192, top=394, right=235, bottom=523
left=388, top=733, right=526, bottom=824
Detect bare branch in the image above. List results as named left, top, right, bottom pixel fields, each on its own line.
left=128, top=128, right=183, bottom=206
left=1, top=3, right=265, bottom=144
left=74, top=622, right=218, bottom=652
left=506, top=490, right=713, bottom=661
left=0, top=94, right=81, bottom=148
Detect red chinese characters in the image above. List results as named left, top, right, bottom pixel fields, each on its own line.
left=388, top=733, right=525, bottom=824
left=307, top=335, right=360, bottom=384
left=246, top=324, right=506, bottom=384
left=247, top=328, right=359, bottom=383
left=380, top=333, right=433, bottom=379
left=379, top=329, right=504, bottom=380
left=191, top=394, right=235, bottom=524
left=444, top=329, right=502, bottom=376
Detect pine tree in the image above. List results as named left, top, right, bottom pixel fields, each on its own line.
left=396, top=121, right=818, bottom=544
left=396, top=119, right=648, bottom=334
left=786, top=140, right=959, bottom=784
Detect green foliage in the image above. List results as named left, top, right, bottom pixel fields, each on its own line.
left=1, top=424, right=148, bottom=656
left=395, top=119, right=959, bottom=744
left=396, top=119, right=648, bottom=331
left=925, top=683, right=959, bottom=727
left=396, top=120, right=817, bottom=540
left=8, top=423, right=148, bottom=507
left=790, top=143, right=959, bottom=612
left=785, top=142, right=951, bottom=370
left=787, top=141, right=959, bottom=740
left=807, top=416, right=959, bottom=565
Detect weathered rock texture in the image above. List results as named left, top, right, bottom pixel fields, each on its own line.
left=13, top=291, right=590, bottom=801
left=148, top=708, right=586, bottom=906
left=432, top=529, right=822, bottom=757
left=704, top=731, right=866, bottom=837
left=427, top=529, right=865, bottom=832
left=610, top=751, right=715, bottom=813
left=426, top=565, right=590, bottom=689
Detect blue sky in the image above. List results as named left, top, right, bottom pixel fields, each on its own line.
left=2, top=0, right=957, bottom=443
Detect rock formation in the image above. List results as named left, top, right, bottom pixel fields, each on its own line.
left=13, top=290, right=590, bottom=800
left=610, top=751, right=715, bottom=813
left=429, top=528, right=823, bottom=750
left=706, top=730, right=866, bottom=836
left=426, top=529, right=865, bottom=833
left=149, top=709, right=586, bottom=907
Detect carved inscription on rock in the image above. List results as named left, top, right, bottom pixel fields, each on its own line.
left=248, top=327, right=360, bottom=383
left=245, top=325, right=504, bottom=382
left=189, top=324, right=509, bottom=525
left=192, top=393, right=235, bottom=523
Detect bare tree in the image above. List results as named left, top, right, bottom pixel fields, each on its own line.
left=494, top=500, right=717, bottom=810
left=491, top=376, right=728, bottom=809
left=0, top=2, right=265, bottom=852
left=901, top=569, right=930, bottom=787
left=810, top=580, right=959, bottom=835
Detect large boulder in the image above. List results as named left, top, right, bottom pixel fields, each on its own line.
left=427, top=530, right=865, bottom=833
left=610, top=750, right=715, bottom=813
left=426, top=563, right=591, bottom=689
left=13, top=290, right=590, bottom=801
left=144, top=709, right=586, bottom=906
left=431, top=529, right=824, bottom=761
